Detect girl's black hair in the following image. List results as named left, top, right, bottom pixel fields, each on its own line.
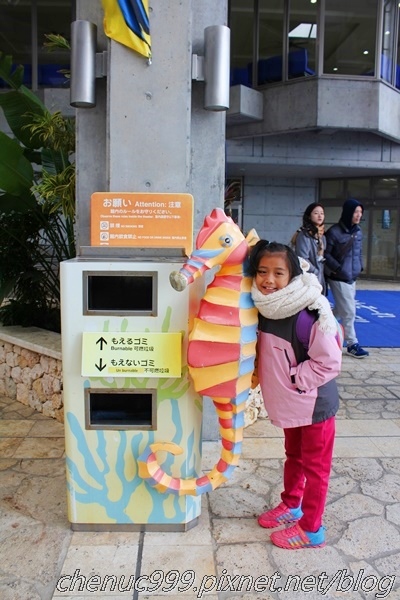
left=302, top=202, right=324, bottom=237
left=248, top=240, right=302, bottom=281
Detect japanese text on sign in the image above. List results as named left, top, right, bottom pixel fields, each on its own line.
left=81, top=332, right=182, bottom=378
left=91, top=192, right=193, bottom=255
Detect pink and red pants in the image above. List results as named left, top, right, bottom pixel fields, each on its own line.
left=281, top=416, right=336, bottom=533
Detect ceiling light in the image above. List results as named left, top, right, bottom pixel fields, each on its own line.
left=289, top=23, right=317, bottom=39
left=333, top=67, right=338, bottom=71
left=363, top=50, right=369, bottom=55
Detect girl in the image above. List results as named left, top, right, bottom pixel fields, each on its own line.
left=291, top=203, right=327, bottom=294
left=249, top=241, right=342, bottom=550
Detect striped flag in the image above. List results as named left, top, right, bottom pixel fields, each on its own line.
left=102, top=0, right=151, bottom=59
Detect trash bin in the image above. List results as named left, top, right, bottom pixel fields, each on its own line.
left=61, top=258, right=203, bottom=531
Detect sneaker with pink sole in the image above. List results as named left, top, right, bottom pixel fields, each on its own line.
left=258, top=501, right=303, bottom=529
left=270, top=522, right=326, bottom=549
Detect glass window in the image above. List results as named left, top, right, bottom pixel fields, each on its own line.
left=0, top=0, right=72, bottom=89
left=346, top=178, right=371, bottom=198
left=37, top=2, right=71, bottom=67
left=359, top=208, right=369, bottom=274
left=324, top=0, right=378, bottom=76
left=257, top=0, right=285, bottom=84
left=370, top=209, right=396, bottom=276
left=229, top=0, right=400, bottom=93
left=229, top=0, right=255, bottom=86
left=288, top=0, right=317, bottom=79
left=381, top=0, right=398, bottom=86
left=322, top=205, right=342, bottom=228
left=374, top=177, right=398, bottom=198
left=0, top=4, right=31, bottom=73
left=397, top=3, right=400, bottom=88
left=320, top=179, right=344, bottom=199
left=321, top=178, right=400, bottom=279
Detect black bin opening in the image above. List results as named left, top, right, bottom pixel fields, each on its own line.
left=83, top=271, right=157, bottom=315
left=85, top=390, right=156, bottom=430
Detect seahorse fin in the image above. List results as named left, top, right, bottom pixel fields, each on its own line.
left=245, top=228, right=259, bottom=247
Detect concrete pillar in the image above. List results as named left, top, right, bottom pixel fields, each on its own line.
left=75, top=0, right=227, bottom=247
left=74, top=0, right=228, bottom=439
left=74, top=2, right=108, bottom=250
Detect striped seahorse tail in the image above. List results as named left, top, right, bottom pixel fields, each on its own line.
left=137, top=384, right=249, bottom=496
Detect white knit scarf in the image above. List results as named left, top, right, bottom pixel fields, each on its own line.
left=251, top=267, right=337, bottom=335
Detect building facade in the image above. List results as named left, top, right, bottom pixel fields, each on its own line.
left=1, top=0, right=400, bottom=279
left=227, top=0, right=400, bottom=280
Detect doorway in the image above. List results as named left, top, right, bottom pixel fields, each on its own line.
left=321, top=176, right=400, bottom=281
left=369, top=208, right=398, bottom=277
left=323, top=203, right=399, bottom=280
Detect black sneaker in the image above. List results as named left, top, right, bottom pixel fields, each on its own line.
left=347, top=343, right=369, bottom=358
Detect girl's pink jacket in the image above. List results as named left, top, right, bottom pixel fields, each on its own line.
left=257, top=314, right=342, bottom=429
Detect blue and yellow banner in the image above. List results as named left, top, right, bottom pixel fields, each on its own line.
left=101, top=0, right=151, bottom=59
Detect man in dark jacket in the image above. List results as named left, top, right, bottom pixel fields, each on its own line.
left=324, top=198, right=369, bottom=358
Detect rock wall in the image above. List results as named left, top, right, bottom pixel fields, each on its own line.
left=0, top=328, right=63, bottom=423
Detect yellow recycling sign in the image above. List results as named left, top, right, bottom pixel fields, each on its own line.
left=81, top=332, right=182, bottom=378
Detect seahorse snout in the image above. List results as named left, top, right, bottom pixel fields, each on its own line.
left=169, top=271, right=187, bottom=291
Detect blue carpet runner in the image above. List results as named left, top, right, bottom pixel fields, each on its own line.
left=327, top=290, right=400, bottom=348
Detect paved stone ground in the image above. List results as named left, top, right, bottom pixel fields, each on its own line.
left=1, top=347, right=400, bottom=599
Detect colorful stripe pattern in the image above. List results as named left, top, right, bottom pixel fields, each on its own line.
left=102, top=0, right=151, bottom=58
left=138, top=208, right=260, bottom=495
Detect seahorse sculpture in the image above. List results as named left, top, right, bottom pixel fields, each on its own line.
left=138, top=207, right=259, bottom=495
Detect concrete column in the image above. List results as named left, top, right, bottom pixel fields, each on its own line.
left=74, top=2, right=108, bottom=250
left=74, top=1, right=228, bottom=439
left=106, top=1, right=227, bottom=234
left=75, top=0, right=227, bottom=240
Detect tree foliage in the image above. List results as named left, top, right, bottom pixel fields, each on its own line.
left=0, top=50, right=75, bottom=332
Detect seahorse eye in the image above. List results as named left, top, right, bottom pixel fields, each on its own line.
left=220, top=235, right=233, bottom=247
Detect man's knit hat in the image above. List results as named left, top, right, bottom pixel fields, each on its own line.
left=340, top=198, right=363, bottom=230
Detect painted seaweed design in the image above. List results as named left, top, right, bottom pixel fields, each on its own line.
left=66, top=397, right=200, bottom=523
left=66, top=412, right=152, bottom=522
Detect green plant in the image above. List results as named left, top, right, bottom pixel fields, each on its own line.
left=0, top=50, right=75, bottom=333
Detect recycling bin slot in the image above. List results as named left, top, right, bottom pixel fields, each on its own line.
left=85, top=388, right=157, bottom=430
left=83, top=271, right=158, bottom=315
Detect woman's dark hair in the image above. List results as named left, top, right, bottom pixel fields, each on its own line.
left=248, top=240, right=302, bottom=281
left=302, top=202, right=324, bottom=237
